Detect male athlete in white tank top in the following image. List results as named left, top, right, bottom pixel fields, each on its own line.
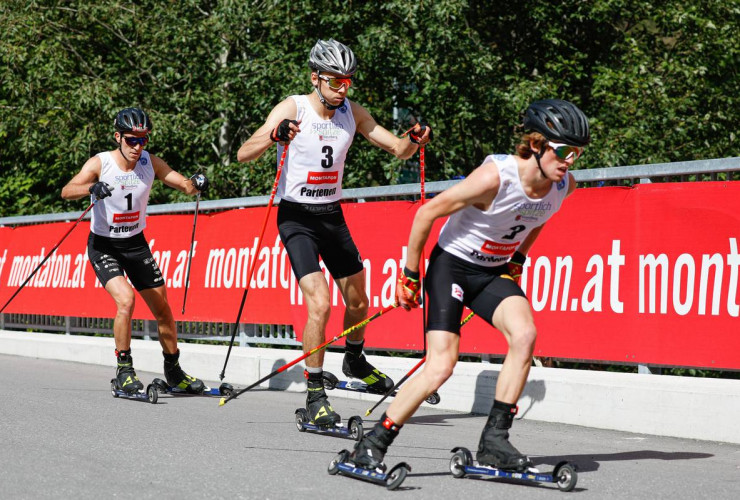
left=61, top=107, right=209, bottom=396
left=347, top=99, right=589, bottom=474
left=237, top=39, right=433, bottom=428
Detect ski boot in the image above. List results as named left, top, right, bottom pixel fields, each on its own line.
left=476, top=400, right=533, bottom=471
left=349, top=412, right=401, bottom=471
left=115, top=349, right=144, bottom=394
left=306, top=370, right=342, bottom=426
left=342, top=340, right=394, bottom=394
left=163, top=350, right=205, bottom=394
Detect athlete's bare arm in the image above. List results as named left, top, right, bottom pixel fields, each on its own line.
left=151, top=156, right=199, bottom=195
left=61, top=156, right=103, bottom=200
left=237, top=98, right=300, bottom=163
left=351, top=102, right=420, bottom=160
left=404, top=161, right=501, bottom=273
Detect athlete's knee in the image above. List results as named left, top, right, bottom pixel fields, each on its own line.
left=422, top=358, right=456, bottom=390
left=509, top=324, right=537, bottom=356
left=306, top=297, right=331, bottom=324
left=344, top=293, right=369, bottom=316
left=114, top=292, right=135, bottom=318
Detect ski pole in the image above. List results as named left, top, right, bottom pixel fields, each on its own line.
left=0, top=200, right=96, bottom=314
left=219, top=144, right=288, bottom=381
left=181, top=192, right=200, bottom=314
left=365, top=311, right=475, bottom=416
left=219, top=303, right=398, bottom=407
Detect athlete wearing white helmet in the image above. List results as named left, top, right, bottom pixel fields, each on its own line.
left=348, top=99, right=589, bottom=473
left=237, top=39, right=433, bottom=427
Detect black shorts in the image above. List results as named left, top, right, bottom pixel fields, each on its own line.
left=277, top=200, right=364, bottom=281
left=425, top=245, right=527, bottom=334
left=87, top=232, right=164, bottom=291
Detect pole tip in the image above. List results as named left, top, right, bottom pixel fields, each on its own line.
left=365, top=409, right=372, bottom=416
left=219, top=397, right=226, bottom=407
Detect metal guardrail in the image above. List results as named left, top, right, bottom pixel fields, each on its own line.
left=1, top=157, right=739, bottom=366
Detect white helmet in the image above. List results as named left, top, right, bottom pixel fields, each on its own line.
left=309, top=38, right=357, bottom=76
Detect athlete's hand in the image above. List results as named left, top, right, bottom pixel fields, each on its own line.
left=89, top=182, right=112, bottom=200
left=506, top=251, right=526, bottom=285
left=270, top=119, right=300, bottom=143
left=409, top=122, right=433, bottom=145
left=190, top=173, right=209, bottom=192
left=396, top=267, right=421, bottom=310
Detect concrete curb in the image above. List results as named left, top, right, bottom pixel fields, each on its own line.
left=2, top=330, right=738, bottom=444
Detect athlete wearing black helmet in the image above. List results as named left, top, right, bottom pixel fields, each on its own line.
left=62, top=107, right=210, bottom=395
left=237, top=39, right=432, bottom=427
left=347, top=99, right=588, bottom=474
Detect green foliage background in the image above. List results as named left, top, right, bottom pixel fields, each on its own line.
left=1, top=0, right=738, bottom=216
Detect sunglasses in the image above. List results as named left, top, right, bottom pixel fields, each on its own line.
left=123, top=136, right=149, bottom=147
left=318, top=74, right=352, bottom=90
left=548, top=141, right=584, bottom=161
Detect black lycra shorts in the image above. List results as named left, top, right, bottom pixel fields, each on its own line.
left=425, top=245, right=527, bottom=334
left=277, top=200, right=364, bottom=281
left=87, top=232, right=164, bottom=291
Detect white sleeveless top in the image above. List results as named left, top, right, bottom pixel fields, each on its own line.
left=90, top=151, right=154, bottom=238
left=276, top=95, right=356, bottom=203
left=438, top=154, right=569, bottom=267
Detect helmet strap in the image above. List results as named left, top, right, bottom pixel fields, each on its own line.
left=116, top=133, right=135, bottom=163
left=533, top=150, right=550, bottom=181
left=313, top=72, right=343, bottom=110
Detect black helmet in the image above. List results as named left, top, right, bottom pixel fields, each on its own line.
left=523, top=99, right=590, bottom=147
left=308, top=38, right=357, bottom=76
left=114, top=107, right=152, bottom=134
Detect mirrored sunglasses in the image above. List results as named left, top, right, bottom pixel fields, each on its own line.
left=548, top=141, right=583, bottom=161
left=124, top=136, right=149, bottom=147
left=318, top=74, right=352, bottom=90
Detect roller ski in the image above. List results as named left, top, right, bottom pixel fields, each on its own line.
left=327, top=412, right=410, bottom=490
left=448, top=400, right=577, bottom=491
left=110, top=349, right=158, bottom=403
left=322, top=371, right=441, bottom=405
left=449, top=447, right=578, bottom=492
left=296, top=370, right=363, bottom=440
left=151, top=378, right=235, bottom=398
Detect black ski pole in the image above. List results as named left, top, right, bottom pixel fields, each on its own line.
left=181, top=192, right=200, bottom=314
left=0, top=201, right=96, bottom=314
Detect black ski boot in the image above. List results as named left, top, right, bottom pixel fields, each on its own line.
left=163, top=350, right=205, bottom=394
left=342, top=341, right=394, bottom=394
left=306, top=370, right=341, bottom=426
left=476, top=400, right=533, bottom=471
left=115, top=349, right=144, bottom=394
left=350, top=412, right=401, bottom=471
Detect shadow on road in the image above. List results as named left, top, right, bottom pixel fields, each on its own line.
left=535, top=450, right=714, bottom=472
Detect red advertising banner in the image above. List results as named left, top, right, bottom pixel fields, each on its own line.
left=1, top=182, right=739, bottom=369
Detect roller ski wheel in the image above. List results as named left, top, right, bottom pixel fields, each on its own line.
left=322, top=371, right=440, bottom=405
left=294, top=409, right=364, bottom=441
left=449, top=447, right=578, bottom=491
left=328, top=449, right=411, bottom=490
left=109, top=378, right=158, bottom=404
left=151, top=377, right=230, bottom=398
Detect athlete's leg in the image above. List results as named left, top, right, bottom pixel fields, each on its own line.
left=386, top=329, right=459, bottom=424
left=138, top=285, right=177, bottom=354
left=334, top=269, right=368, bottom=342
left=298, top=271, right=332, bottom=367
left=490, top=295, right=537, bottom=404
left=104, top=276, right=136, bottom=351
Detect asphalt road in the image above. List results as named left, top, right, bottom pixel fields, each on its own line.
left=0, top=354, right=738, bottom=499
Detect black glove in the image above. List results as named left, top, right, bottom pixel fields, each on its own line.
left=409, top=122, right=433, bottom=144
left=190, top=173, right=209, bottom=192
left=89, top=182, right=112, bottom=200
left=270, top=119, right=299, bottom=143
